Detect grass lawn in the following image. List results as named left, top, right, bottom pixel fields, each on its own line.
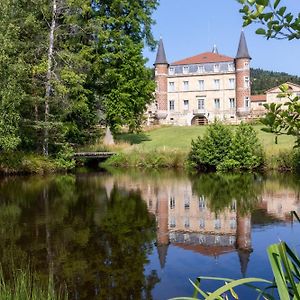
left=116, top=125, right=295, bottom=154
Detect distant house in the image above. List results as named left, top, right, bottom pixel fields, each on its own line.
left=152, top=32, right=252, bottom=125
left=251, top=82, right=300, bottom=116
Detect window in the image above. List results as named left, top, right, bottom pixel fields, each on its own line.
left=183, top=100, right=189, bottom=111
left=184, top=217, right=190, bottom=228
left=198, top=98, right=205, bottom=110
left=229, top=98, right=235, bottom=108
left=214, top=64, right=220, bottom=72
left=229, top=78, right=235, bottom=89
left=245, top=96, right=250, bottom=108
left=169, top=67, right=175, bottom=75
left=244, top=61, right=249, bottom=69
left=183, top=81, right=189, bottom=91
left=214, top=218, right=221, bottom=229
left=230, top=218, right=237, bottom=229
left=214, top=79, right=220, bottom=90
left=214, top=98, right=220, bottom=109
left=199, top=196, right=206, bottom=210
left=183, top=66, right=189, bottom=74
left=169, top=82, right=175, bottom=92
left=198, top=65, right=205, bottom=73
left=228, top=63, right=235, bottom=71
left=170, top=217, right=176, bottom=228
left=184, top=193, right=190, bottom=209
left=170, top=196, right=175, bottom=209
left=198, top=80, right=205, bottom=91
left=199, top=219, right=205, bottom=229
left=169, top=100, right=175, bottom=111
left=244, top=76, right=250, bottom=88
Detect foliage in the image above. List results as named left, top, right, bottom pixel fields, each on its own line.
left=188, top=122, right=264, bottom=171
left=0, top=265, right=68, bottom=300
left=102, top=148, right=187, bottom=169
left=218, top=123, right=264, bottom=171
left=261, top=83, right=300, bottom=148
left=0, top=0, right=158, bottom=155
left=0, top=152, right=60, bottom=174
left=0, top=175, right=159, bottom=299
left=188, top=121, right=232, bottom=171
left=251, top=68, right=300, bottom=95
left=55, top=144, right=75, bottom=170
left=191, top=173, right=262, bottom=214
left=238, top=0, right=300, bottom=40
left=172, top=241, right=300, bottom=300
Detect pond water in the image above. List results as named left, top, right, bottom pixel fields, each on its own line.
left=0, top=170, right=300, bottom=299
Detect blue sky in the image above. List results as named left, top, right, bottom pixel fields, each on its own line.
left=143, top=0, right=300, bottom=76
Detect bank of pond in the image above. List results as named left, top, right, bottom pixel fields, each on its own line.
left=0, top=169, right=299, bottom=299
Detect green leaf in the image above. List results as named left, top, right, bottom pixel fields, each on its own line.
left=256, top=28, right=266, bottom=35
left=204, top=278, right=272, bottom=300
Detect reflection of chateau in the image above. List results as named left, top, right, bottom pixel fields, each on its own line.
left=101, top=174, right=300, bottom=276
left=260, top=189, right=300, bottom=221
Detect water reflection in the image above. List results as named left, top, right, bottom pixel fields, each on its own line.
left=100, top=171, right=300, bottom=278
left=0, top=171, right=299, bottom=299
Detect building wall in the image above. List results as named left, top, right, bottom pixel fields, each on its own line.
left=164, top=72, right=237, bottom=125
left=235, top=58, right=251, bottom=115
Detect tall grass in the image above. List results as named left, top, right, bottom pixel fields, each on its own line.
left=101, top=148, right=187, bottom=168
left=0, top=266, right=67, bottom=300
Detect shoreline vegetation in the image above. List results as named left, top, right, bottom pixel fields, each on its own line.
left=0, top=124, right=298, bottom=175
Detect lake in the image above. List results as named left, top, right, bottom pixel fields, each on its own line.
left=0, top=170, right=299, bottom=299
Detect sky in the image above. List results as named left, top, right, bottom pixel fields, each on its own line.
left=143, top=0, right=300, bottom=76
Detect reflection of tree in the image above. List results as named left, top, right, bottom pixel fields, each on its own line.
left=0, top=175, right=158, bottom=300
left=191, top=173, right=264, bottom=215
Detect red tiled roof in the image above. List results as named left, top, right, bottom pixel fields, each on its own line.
left=174, top=243, right=235, bottom=256
left=171, top=52, right=234, bottom=65
left=251, top=94, right=266, bottom=102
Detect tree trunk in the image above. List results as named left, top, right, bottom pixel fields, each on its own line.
left=43, top=0, right=57, bottom=155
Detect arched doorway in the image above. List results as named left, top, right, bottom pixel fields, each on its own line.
left=191, top=116, right=208, bottom=126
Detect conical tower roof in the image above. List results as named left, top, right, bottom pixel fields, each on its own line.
left=236, top=31, right=251, bottom=59
left=156, top=244, right=169, bottom=269
left=154, top=38, right=168, bottom=65
left=238, top=249, right=252, bottom=277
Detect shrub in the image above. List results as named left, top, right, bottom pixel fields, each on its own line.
left=55, top=143, right=75, bottom=170
left=219, top=123, right=264, bottom=171
left=188, top=121, right=232, bottom=171
left=188, top=122, right=265, bottom=172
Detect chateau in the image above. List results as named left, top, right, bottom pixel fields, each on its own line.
left=152, top=32, right=252, bottom=125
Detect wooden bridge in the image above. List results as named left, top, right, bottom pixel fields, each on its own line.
left=74, top=152, right=116, bottom=167
left=74, top=152, right=116, bottom=159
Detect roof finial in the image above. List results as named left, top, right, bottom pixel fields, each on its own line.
left=212, top=44, right=218, bottom=54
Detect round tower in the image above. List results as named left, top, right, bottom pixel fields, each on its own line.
left=235, top=31, right=251, bottom=117
left=154, top=38, right=169, bottom=113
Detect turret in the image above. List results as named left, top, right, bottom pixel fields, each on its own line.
left=156, top=191, right=169, bottom=269
left=235, top=31, right=251, bottom=117
left=154, top=38, right=169, bottom=112
left=236, top=211, right=253, bottom=277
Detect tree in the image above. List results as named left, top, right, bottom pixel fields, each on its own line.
left=261, top=84, right=300, bottom=146
left=237, top=1, right=300, bottom=147
left=91, top=0, right=158, bottom=132
left=238, top=0, right=300, bottom=40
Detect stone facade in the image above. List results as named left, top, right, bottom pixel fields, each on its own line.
left=152, top=32, right=252, bottom=125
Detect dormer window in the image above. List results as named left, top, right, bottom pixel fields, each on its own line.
left=198, top=65, right=205, bottom=73
left=228, top=63, right=235, bottom=71
left=169, top=67, right=175, bottom=75
left=183, top=66, right=189, bottom=74
left=213, top=64, right=220, bottom=72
